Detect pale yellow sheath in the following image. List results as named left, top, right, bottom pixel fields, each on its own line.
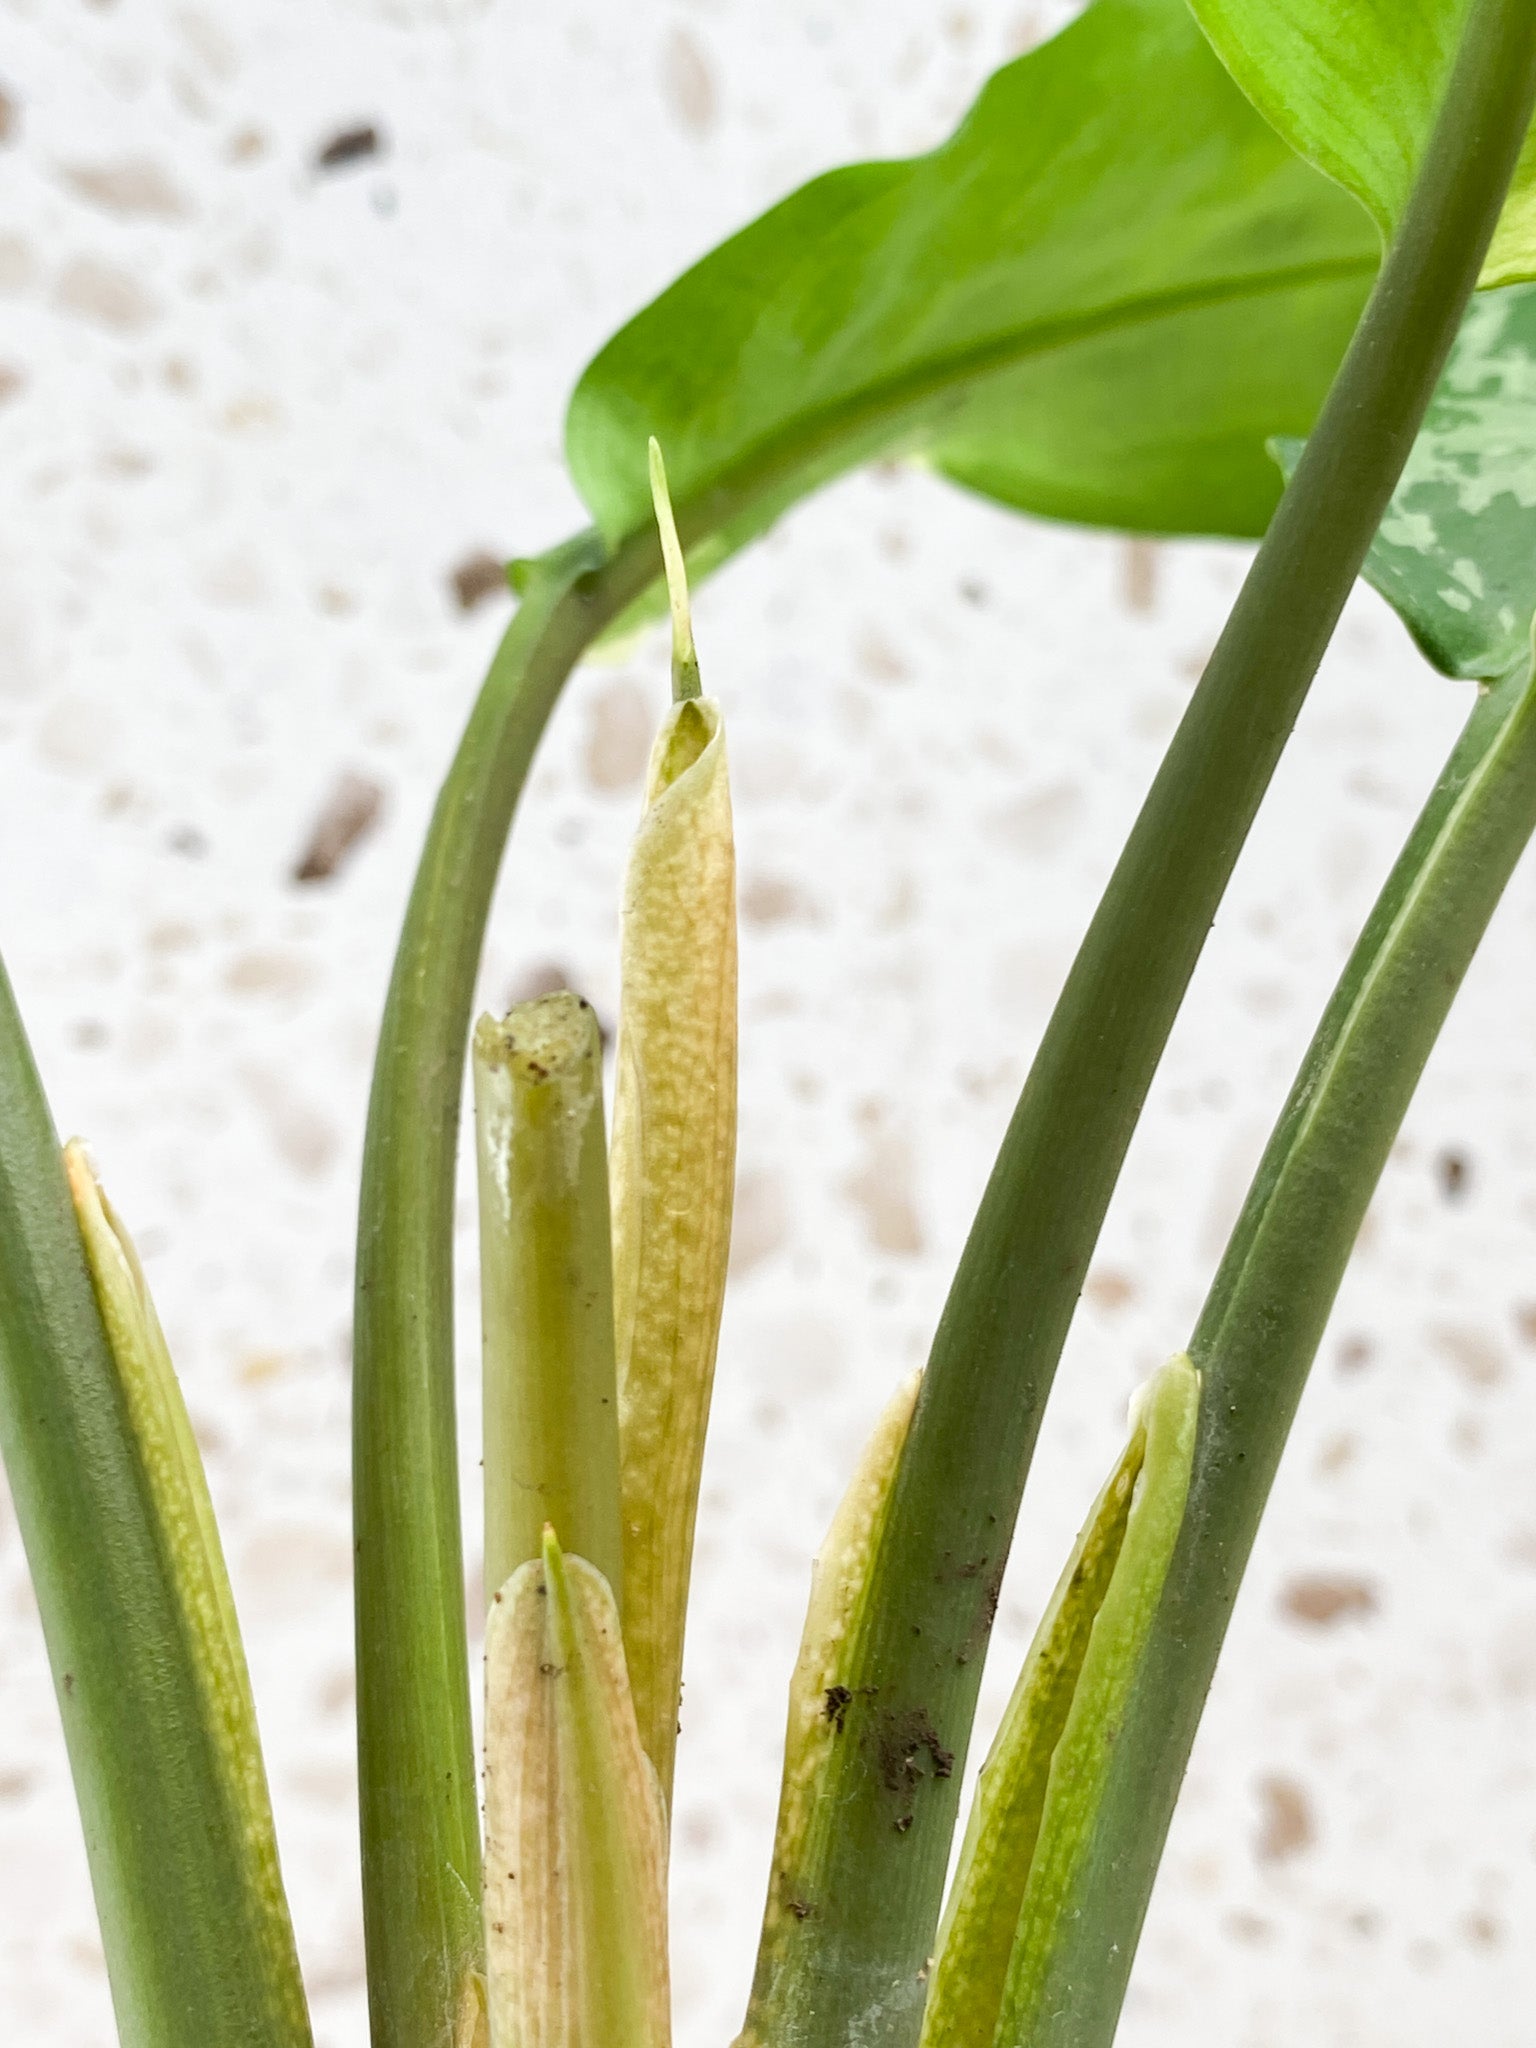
left=483, top=1533, right=670, bottom=2048
left=611, top=688, right=737, bottom=1801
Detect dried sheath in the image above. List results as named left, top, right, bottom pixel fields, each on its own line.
left=483, top=1529, right=670, bottom=2048
left=474, top=993, right=623, bottom=1610
left=611, top=688, right=737, bottom=1799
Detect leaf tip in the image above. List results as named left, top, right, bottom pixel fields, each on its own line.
left=647, top=436, right=701, bottom=703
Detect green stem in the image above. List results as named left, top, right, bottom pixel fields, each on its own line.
left=474, top=993, right=623, bottom=1609
left=0, top=958, right=309, bottom=2048
left=741, top=5, right=1536, bottom=2044
left=1016, top=642, right=1536, bottom=2044
left=352, top=531, right=654, bottom=2048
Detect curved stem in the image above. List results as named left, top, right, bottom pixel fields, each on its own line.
left=741, top=5, right=1536, bottom=2044
left=352, top=530, right=654, bottom=2048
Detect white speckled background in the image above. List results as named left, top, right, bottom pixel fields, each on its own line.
left=2, top=4, right=1535, bottom=2044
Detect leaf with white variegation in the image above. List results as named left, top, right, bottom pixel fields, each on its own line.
left=1274, top=280, right=1536, bottom=682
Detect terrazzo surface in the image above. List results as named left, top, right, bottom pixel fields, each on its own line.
left=2, top=4, right=1535, bottom=2044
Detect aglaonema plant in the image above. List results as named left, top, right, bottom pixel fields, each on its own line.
left=2, top=2, right=1536, bottom=2046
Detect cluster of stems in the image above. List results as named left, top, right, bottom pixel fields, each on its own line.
left=469, top=446, right=737, bottom=2045
left=349, top=9, right=1536, bottom=2047
left=0, top=8, right=1531, bottom=2048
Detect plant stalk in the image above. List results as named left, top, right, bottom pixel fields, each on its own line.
left=740, top=5, right=1536, bottom=2043
left=474, top=992, right=622, bottom=1609
left=352, top=530, right=655, bottom=2048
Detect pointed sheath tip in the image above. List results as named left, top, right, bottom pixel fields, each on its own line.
left=63, top=1135, right=99, bottom=1203
left=540, top=1523, right=569, bottom=1603
left=647, top=436, right=702, bottom=703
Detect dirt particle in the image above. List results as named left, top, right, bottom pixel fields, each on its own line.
left=1464, top=1909, right=1502, bottom=1950
left=61, top=157, right=190, bottom=220
left=237, top=1351, right=289, bottom=1386
left=986, top=781, right=1084, bottom=859
left=241, top=1066, right=339, bottom=1180
left=202, top=552, right=268, bottom=606
left=730, top=1167, right=789, bottom=1276
left=1122, top=538, right=1158, bottom=613
left=855, top=626, right=910, bottom=683
left=0, top=365, right=22, bottom=406
left=787, top=1898, right=813, bottom=1920
left=1279, top=1574, right=1378, bottom=1627
left=1084, top=1268, right=1136, bottom=1311
left=450, top=550, right=508, bottom=612
left=843, top=1131, right=924, bottom=1256
left=1315, top=1431, right=1357, bottom=1477
left=1494, top=1613, right=1536, bottom=1699
left=823, top=1685, right=853, bottom=1733
left=1431, top=1322, right=1505, bottom=1388
left=0, top=86, right=16, bottom=145
left=1435, top=1147, right=1470, bottom=1200
left=0, top=233, right=37, bottom=293
left=36, top=694, right=120, bottom=774
left=1254, top=1773, right=1314, bottom=1863
left=1224, top=1910, right=1273, bottom=1945
left=1335, top=1333, right=1373, bottom=1373
left=316, top=124, right=384, bottom=171
left=55, top=256, right=159, bottom=334
left=679, top=1806, right=720, bottom=1852
left=742, top=874, right=820, bottom=928
left=583, top=677, right=654, bottom=792
left=176, top=11, right=239, bottom=80
left=874, top=1705, right=954, bottom=1800
left=660, top=27, right=718, bottom=137
left=292, top=771, right=385, bottom=883
left=225, top=949, right=316, bottom=1000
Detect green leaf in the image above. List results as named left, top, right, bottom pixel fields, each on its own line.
left=0, top=958, right=312, bottom=2048
left=566, top=0, right=1376, bottom=577
left=1189, top=0, right=1536, bottom=288
left=1274, top=280, right=1536, bottom=681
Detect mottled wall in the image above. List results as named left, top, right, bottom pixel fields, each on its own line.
left=1, top=5, right=1534, bottom=2046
